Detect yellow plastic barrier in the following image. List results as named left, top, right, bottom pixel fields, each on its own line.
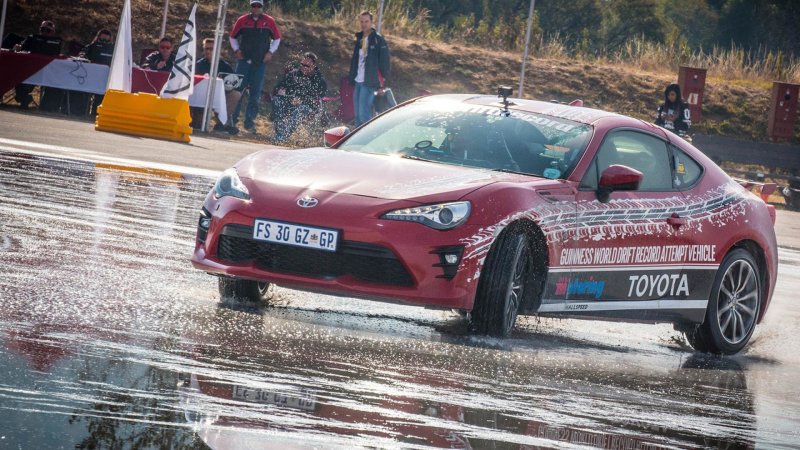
left=95, top=90, right=193, bottom=143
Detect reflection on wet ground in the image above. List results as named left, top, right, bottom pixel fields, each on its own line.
left=1, top=151, right=799, bottom=449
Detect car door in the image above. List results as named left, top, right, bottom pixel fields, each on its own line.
left=541, top=129, right=696, bottom=320
left=664, top=143, right=723, bottom=317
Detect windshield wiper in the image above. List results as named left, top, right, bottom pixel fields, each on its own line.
left=400, top=154, right=440, bottom=164
left=491, top=167, right=535, bottom=177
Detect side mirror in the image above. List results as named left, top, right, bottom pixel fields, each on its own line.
left=323, top=126, right=350, bottom=147
left=597, top=164, right=643, bottom=203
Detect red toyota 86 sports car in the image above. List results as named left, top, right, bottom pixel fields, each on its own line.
left=191, top=94, right=778, bottom=354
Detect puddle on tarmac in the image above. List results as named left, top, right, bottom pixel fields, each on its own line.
left=1, top=151, right=799, bottom=449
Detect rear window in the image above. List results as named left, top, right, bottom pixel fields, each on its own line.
left=671, top=146, right=703, bottom=189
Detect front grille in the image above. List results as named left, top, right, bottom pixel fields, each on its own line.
left=216, top=224, right=414, bottom=286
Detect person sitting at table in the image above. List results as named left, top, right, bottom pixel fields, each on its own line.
left=271, top=52, right=327, bottom=144
left=13, top=20, right=64, bottom=111
left=141, top=37, right=174, bottom=72
left=73, top=28, right=115, bottom=117
left=81, top=29, right=114, bottom=65
left=191, top=37, right=241, bottom=133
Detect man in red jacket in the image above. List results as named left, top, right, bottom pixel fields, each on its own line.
left=228, top=0, right=281, bottom=135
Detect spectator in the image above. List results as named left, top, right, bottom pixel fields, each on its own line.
left=80, top=29, right=114, bottom=65
left=193, top=37, right=241, bottom=133
left=77, top=28, right=115, bottom=116
left=348, top=10, right=390, bottom=126
left=271, top=52, right=327, bottom=143
left=14, top=20, right=64, bottom=110
left=228, top=0, right=282, bottom=135
left=655, top=83, right=691, bottom=135
left=142, top=37, right=175, bottom=72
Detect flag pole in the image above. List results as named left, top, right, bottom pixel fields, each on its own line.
left=518, top=0, right=535, bottom=98
left=0, top=0, right=8, bottom=51
left=202, top=0, right=228, bottom=132
left=376, top=0, right=385, bottom=33
left=160, top=0, right=170, bottom=38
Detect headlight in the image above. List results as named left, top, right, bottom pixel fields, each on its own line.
left=382, top=201, right=471, bottom=230
left=213, top=168, right=250, bottom=200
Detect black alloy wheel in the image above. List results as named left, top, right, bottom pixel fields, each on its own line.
left=685, top=248, right=762, bottom=355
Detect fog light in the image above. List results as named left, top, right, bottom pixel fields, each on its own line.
left=197, top=208, right=212, bottom=244
left=431, top=245, right=465, bottom=280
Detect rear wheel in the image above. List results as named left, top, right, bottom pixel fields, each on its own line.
left=685, top=249, right=761, bottom=354
left=470, top=231, right=532, bottom=337
left=218, top=277, right=273, bottom=304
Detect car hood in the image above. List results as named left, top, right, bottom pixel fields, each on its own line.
left=236, top=148, right=537, bottom=202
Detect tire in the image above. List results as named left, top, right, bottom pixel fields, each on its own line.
left=685, top=249, right=761, bottom=355
left=470, top=231, right=533, bottom=337
left=218, top=277, right=273, bottom=304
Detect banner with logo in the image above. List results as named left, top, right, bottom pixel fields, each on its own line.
left=161, top=3, right=197, bottom=99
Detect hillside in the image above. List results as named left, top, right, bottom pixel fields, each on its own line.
left=2, top=0, right=793, bottom=144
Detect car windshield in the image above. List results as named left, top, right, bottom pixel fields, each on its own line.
left=338, top=99, right=594, bottom=179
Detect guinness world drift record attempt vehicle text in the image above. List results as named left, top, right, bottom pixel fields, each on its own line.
left=191, top=92, right=778, bottom=354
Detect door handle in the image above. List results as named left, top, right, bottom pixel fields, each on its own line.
left=667, top=213, right=687, bottom=227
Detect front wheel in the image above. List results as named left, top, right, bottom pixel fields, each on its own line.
left=470, top=231, right=533, bottom=337
left=685, top=249, right=761, bottom=354
left=218, top=277, right=273, bottom=304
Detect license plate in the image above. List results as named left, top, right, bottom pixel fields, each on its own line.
left=232, top=385, right=316, bottom=411
left=253, top=219, right=339, bottom=252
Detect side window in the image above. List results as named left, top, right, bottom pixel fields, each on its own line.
left=580, top=130, right=673, bottom=191
left=671, top=146, right=703, bottom=189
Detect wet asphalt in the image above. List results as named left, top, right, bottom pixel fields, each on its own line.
left=1, top=148, right=800, bottom=449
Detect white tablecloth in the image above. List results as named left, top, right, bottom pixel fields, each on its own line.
left=23, top=59, right=228, bottom=123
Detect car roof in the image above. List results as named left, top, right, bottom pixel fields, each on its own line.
left=420, top=94, right=633, bottom=127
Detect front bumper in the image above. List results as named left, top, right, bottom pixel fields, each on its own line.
left=191, top=198, right=485, bottom=310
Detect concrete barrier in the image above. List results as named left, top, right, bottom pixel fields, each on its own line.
left=95, top=90, right=193, bottom=143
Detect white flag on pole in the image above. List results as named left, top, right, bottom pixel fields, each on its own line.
left=107, top=0, right=133, bottom=92
left=161, top=3, right=197, bottom=99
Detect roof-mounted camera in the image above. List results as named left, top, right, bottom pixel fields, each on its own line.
left=497, top=86, right=513, bottom=116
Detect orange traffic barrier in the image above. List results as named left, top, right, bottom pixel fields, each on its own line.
left=95, top=90, right=192, bottom=143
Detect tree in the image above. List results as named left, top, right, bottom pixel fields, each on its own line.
left=536, top=0, right=602, bottom=50
left=603, top=0, right=667, bottom=51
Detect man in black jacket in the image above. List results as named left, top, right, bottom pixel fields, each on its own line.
left=655, top=83, right=691, bottom=135
left=75, top=28, right=114, bottom=116
left=348, top=11, right=390, bottom=126
left=81, top=29, right=114, bottom=66
left=192, top=38, right=240, bottom=132
left=13, top=20, right=63, bottom=110
left=272, top=52, right=327, bottom=143
left=142, top=37, right=175, bottom=72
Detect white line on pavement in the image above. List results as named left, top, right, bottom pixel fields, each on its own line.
left=0, top=138, right=220, bottom=178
